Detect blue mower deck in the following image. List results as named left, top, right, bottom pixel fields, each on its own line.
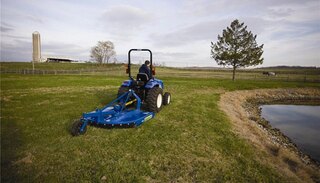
left=79, top=89, right=155, bottom=132
left=84, top=108, right=154, bottom=127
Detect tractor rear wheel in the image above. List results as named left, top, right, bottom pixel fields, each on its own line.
left=117, top=86, right=129, bottom=97
left=71, top=120, right=87, bottom=136
left=163, top=92, right=171, bottom=105
left=145, top=87, right=163, bottom=113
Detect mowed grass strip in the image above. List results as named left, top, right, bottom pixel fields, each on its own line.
left=1, top=74, right=319, bottom=182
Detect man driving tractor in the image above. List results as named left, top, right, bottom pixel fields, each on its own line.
left=139, top=60, right=151, bottom=79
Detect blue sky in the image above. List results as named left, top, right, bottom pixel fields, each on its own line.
left=1, top=0, right=319, bottom=67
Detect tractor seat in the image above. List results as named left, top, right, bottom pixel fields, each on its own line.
left=136, top=73, right=149, bottom=86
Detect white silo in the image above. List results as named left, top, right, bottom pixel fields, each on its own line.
left=32, top=31, right=41, bottom=62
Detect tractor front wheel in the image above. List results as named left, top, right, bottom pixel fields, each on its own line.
left=71, top=120, right=87, bottom=136
left=146, top=87, right=163, bottom=113
left=163, top=92, right=171, bottom=105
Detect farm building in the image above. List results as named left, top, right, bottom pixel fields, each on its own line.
left=32, top=31, right=78, bottom=63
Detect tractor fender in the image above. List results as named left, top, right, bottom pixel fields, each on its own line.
left=121, top=80, right=133, bottom=87
left=145, top=78, right=164, bottom=89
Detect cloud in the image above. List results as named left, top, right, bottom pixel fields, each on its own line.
left=154, top=51, right=196, bottom=58
left=0, top=22, right=14, bottom=33
left=1, top=0, right=319, bottom=66
left=41, top=42, right=89, bottom=59
left=150, top=17, right=269, bottom=48
left=267, top=8, right=294, bottom=18
left=25, top=15, right=44, bottom=24
left=115, top=51, right=199, bottom=67
left=267, top=20, right=320, bottom=41
left=183, top=0, right=318, bottom=18
left=1, top=40, right=32, bottom=61
left=100, top=5, right=152, bottom=34
left=264, top=32, right=320, bottom=65
left=153, top=51, right=200, bottom=66
left=1, top=34, right=29, bottom=40
left=150, top=20, right=226, bottom=47
left=0, top=26, right=14, bottom=33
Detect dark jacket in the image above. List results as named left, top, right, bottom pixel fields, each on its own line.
left=139, top=64, right=151, bottom=79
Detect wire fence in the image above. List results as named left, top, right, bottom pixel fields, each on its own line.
left=0, top=68, right=123, bottom=76
left=1, top=68, right=319, bottom=83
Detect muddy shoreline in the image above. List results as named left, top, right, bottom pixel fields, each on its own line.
left=219, top=88, right=320, bottom=182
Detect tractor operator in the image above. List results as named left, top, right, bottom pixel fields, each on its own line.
left=139, top=60, right=152, bottom=79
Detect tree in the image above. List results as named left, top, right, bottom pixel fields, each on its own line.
left=90, top=41, right=116, bottom=64
left=211, top=19, right=264, bottom=81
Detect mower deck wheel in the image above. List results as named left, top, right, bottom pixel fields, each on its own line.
left=71, top=120, right=87, bottom=136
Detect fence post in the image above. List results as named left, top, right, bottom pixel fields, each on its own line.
left=304, top=72, right=307, bottom=82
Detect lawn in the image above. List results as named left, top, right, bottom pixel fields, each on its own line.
left=1, top=73, right=319, bottom=182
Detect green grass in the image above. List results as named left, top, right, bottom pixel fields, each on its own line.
left=1, top=73, right=320, bottom=182
left=1, top=62, right=319, bottom=74
left=2, top=62, right=319, bottom=82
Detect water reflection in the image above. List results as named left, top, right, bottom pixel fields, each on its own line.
left=261, top=105, right=320, bottom=162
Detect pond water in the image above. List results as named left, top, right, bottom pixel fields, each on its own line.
left=261, top=105, right=320, bottom=163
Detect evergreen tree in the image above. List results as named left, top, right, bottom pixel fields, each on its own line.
left=211, top=19, right=264, bottom=80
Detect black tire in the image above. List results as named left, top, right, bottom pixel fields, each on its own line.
left=117, top=86, right=129, bottom=97
left=145, top=87, right=163, bottom=113
left=163, top=92, right=171, bottom=105
left=71, top=120, right=87, bottom=136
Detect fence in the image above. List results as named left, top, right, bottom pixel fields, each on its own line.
left=1, top=68, right=319, bottom=83
left=0, top=68, right=123, bottom=76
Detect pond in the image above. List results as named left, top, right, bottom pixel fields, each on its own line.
left=261, top=105, right=320, bottom=163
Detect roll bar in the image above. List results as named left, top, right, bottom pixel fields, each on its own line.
left=128, top=49, right=153, bottom=79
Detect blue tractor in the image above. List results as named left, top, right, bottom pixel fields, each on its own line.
left=71, top=49, right=171, bottom=136
left=117, top=49, right=171, bottom=112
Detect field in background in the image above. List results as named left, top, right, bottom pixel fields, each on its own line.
left=1, top=62, right=320, bottom=182
left=1, top=62, right=319, bottom=82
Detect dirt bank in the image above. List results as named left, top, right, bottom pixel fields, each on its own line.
left=219, top=88, right=320, bottom=183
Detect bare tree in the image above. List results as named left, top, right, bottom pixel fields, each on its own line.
left=90, top=41, right=116, bottom=64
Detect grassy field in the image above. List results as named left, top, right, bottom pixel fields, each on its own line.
left=1, top=64, right=320, bottom=182
left=1, top=62, right=320, bottom=82
left=1, top=62, right=319, bottom=74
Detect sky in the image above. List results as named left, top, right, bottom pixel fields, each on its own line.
left=1, top=0, right=319, bottom=67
